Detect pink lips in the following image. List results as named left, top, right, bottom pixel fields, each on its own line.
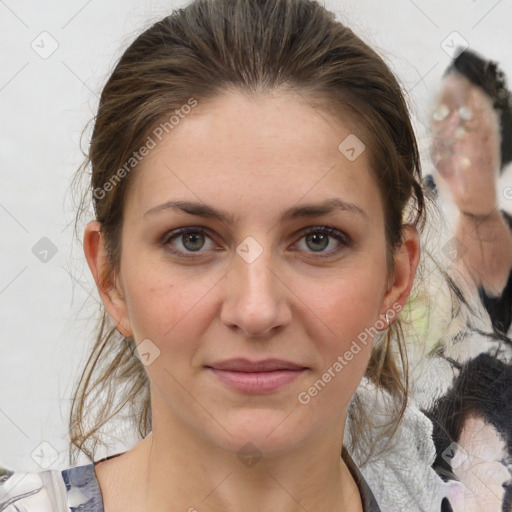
left=206, top=358, right=307, bottom=393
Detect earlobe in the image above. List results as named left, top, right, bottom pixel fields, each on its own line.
left=83, top=221, right=133, bottom=338
left=382, top=225, right=421, bottom=320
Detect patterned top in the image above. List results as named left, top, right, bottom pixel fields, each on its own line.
left=0, top=451, right=381, bottom=512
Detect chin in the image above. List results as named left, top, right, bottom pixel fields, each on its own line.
left=202, top=408, right=318, bottom=459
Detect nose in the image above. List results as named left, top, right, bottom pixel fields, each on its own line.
left=220, top=242, right=292, bottom=338
left=436, top=109, right=464, bottom=141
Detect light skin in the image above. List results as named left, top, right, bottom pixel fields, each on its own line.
left=84, top=89, right=420, bottom=512
left=449, top=413, right=510, bottom=512
left=431, top=73, right=512, bottom=509
left=431, top=72, right=512, bottom=296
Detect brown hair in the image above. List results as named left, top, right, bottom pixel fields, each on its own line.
left=70, top=0, right=425, bottom=465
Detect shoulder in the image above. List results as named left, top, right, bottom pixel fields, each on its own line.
left=346, top=379, right=449, bottom=512
left=0, top=461, right=102, bottom=512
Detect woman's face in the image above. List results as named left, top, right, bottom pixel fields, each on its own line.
left=430, top=72, right=501, bottom=179
left=88, top=89, right=417, bottom=456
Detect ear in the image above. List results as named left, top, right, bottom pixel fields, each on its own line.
left=83, top=220, right=133, bottom=337
left=380, top=224, right=420, bottom=322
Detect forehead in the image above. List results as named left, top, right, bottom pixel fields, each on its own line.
left=124, top=89, right=383, bottom=224
left=438, top=72, right=492, bottom=110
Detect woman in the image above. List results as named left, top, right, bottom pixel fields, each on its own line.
left=428, top=49, right=512, bottom=337
left=423, top=49, right=512, bottom=512
left=0, top=0, right=451, bottom=510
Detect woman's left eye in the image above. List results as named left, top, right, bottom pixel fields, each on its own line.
left=292, top=227, right=349, bottom=257
left=162, top=226, right=349, bottom=258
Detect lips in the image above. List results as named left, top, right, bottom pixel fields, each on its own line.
left=206, top=358, right=307, bottom=393
left=207, top=358, right=306, bottom=372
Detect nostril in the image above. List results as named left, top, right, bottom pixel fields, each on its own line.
left=441, top=497, right=454, bottom=512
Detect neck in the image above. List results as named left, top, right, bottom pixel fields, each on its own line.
left=456, top=209, right=512, bottom=294
left=122, top=407, right=361, bottom=512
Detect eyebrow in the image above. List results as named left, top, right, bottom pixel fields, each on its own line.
left=143, top=198, right=368, bottom=224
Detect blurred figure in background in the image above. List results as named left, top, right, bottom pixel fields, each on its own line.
left=429, top=49, right=512, bottom=337
left=425, top=50, right=512, bottom=512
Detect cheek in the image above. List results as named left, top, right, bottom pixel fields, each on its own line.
left=297, top=290, right=378, bottom=415
left=121, top=255, right=218, bottom=346
left=302, top=259, right=387, bottom=364
left=463, top=108, right=501, bottom=164
left=483, top=125, right=502, bottom=168
left=322, top=279, right=382, bottom=333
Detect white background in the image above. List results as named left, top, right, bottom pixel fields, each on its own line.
left=1, top=0, right=511, bottom=471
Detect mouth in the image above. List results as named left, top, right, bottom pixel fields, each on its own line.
left=205, top=358, right=308, bottom=393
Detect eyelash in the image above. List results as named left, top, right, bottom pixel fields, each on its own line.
left=161, top=226, right=350, bottom=260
